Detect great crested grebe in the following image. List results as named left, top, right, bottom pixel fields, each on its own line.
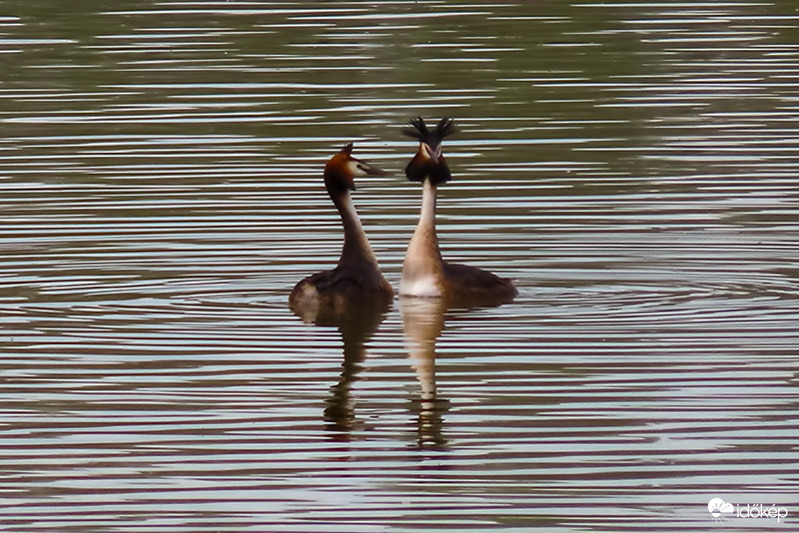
left=400, top=117, right=517, bottom=305
left=290, top=143, right=393, bottom=315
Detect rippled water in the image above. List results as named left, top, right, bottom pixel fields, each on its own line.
left=2, top=1, right=798, bottom=531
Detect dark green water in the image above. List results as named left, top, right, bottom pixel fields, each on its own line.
left=2, top=1, right=798, bottom=531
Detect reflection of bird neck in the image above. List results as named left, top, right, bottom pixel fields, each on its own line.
left=331, top=190, right=378, bottom=268
left=401, top=180, right=445, bottom=296
left=408, top=334, right=436, bottom=401
left=401, top=298, right=446, bottom=400
left=324, top=327, right=366, bottom=436
left=324, top=309, right=387, bottom=439
left=401, top=297, right=448, bottom=450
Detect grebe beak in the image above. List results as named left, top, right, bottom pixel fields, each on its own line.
left=340, top=143, right=389, bottom=178
left=352, top=158, right=390, bottom=177
left=325, top=143, right=390, bottom=193
left=405, top=142, right=450, bottom=184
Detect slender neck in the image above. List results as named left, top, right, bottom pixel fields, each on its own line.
left=401, top=179, right=445, bottom=296
left=331, top=190, right=378, bottom=266
left=411, top=179, right=441, bottom=259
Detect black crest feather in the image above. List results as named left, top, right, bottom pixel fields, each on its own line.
left=403, top=117, right=456, bottom=184
left=402, top=117, right=457, bottom=149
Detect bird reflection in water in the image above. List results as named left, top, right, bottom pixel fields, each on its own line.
left=290, top=296, right=390, bottom=440
left=288, top=126, right=516, bottom=447
left=291, top=292, right=508, bottom=451
left=291, top=291, right=450, bottom=448
left=399, top=116, right=517, bottom=449
left=400, top=294, right=515, bottom=451
left=322, top=303, right=390, bottom=439
left=288, top=142, right=393, bottom=439
left=400, top=296, right=449, bottom=450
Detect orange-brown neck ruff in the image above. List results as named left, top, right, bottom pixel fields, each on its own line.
left=403, top=118, right=455, bottom=185
left=401, top=180, right=445, bottom=297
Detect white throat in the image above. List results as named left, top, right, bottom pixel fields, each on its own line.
left=400, top=180, right=444, bottom=297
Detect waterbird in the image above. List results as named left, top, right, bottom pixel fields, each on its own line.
left=400, top=117, right=517, bottom=306
left=289, top=143, right=393, bottom=317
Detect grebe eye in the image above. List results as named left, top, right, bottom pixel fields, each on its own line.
left=347, top=160, right=368, bottom=176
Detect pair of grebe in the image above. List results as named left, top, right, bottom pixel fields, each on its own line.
left=289, top=118, right=516, bottom=313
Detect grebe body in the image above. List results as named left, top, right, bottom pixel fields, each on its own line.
left=290, top=144, right=393, bottom=318
left=400, top=118, right=516, bottom=306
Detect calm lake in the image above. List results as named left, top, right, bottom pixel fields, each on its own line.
left=2, top=1, right=798, bottom=531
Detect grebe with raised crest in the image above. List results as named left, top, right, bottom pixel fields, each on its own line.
left=290, top=143, right=393, bottom=316
left=400, top=117, right=517, bottom=305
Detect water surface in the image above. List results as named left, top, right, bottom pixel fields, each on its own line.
left=1, top=1, right=798, bottom=531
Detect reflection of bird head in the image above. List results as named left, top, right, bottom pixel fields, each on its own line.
left=324, top=143, right=389, bottom=195
left=403, top=117, right=457, bottom=185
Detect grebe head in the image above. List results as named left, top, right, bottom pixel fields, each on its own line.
left=324, top=143, right=388, bottom=195
left=402, top=117, right=457, bottom=185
